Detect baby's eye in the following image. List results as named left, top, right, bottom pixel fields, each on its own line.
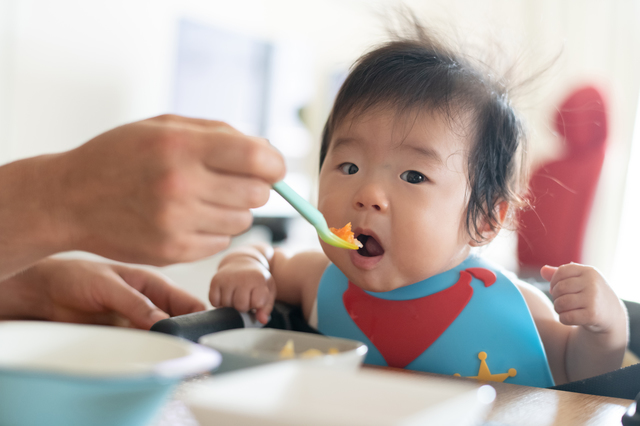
left=339, top=163, right=359, bottom=175
left=400, top=170, right=427, bottom=184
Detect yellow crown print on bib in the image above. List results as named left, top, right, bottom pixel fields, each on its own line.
left=454, top=351, right=517, bottom=383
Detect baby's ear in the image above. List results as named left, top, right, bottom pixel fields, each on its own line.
left=469, top=201, right=509, bottom=247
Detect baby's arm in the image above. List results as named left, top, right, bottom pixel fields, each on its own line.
left=519, top=264, right=628, bottom=384
left=209, top=243, right=329, bottom=324
left=543, top=264, right=628, bottom=381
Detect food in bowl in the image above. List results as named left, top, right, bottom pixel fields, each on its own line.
left=278, top=339, right=340, bottom=359
left=280, top=339, right=296, bottom=359
left=199, top=328, right=367, bottom=373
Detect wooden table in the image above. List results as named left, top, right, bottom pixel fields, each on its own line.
left=378, top=367, right=633, bottom=426
left=375, top=367, right=634, bottom=426
left=154, top=370, right=634, bottom=426
left=484, top=379, right=632, bottom=425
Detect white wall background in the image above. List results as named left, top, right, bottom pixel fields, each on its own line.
left=1, top=0, right=639, bottom=303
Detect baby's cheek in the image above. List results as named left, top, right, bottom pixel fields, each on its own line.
left=392, top=219, right=456, bottom=276
left=393, top=216, right=432, bottom=250
left=391, top=227, right=432, bottom=273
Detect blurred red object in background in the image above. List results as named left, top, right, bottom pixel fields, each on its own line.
left=517, top=85, right=608, bottom=275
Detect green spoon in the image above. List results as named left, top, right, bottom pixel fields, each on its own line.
left=272, top=181, right=359, bottom=250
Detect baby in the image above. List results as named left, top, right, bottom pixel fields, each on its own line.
left=209, top=23, right=628, bottom=386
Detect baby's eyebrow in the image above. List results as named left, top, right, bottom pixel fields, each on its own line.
left=331, top=137, right=359, bottom=151
left=402, top=144, right=443, bottom=165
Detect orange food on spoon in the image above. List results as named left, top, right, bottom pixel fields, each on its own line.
left=329, top=222, right=363, bottom=248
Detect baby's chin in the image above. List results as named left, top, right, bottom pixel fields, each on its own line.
left=322, top=247, right=401, bottom=292
left=342, top=269, right=413, bottom=293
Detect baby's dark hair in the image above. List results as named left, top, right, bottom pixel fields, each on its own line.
left=319, top=19, right=527, bottom=243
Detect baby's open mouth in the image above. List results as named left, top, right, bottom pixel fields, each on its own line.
left=356, top=234, right=385, bottom=257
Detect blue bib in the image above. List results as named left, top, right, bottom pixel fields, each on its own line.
left=317, top=255, right=554, bottom=387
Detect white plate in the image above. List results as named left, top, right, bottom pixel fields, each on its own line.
left=181, top=362, right=495, bottom=426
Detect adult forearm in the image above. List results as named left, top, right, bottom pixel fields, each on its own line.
left=0, top=154, right=73, bottom=280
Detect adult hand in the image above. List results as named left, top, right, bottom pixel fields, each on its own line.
left=0, top=115, right=286, bottom=279
left=62, top=115, right=286, bottom=264
left=0, top=257, right=206, bottom=329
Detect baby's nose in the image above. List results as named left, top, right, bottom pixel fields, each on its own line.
left=354, top=184, right=389, bottom=212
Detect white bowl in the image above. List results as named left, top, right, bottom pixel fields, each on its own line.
left=181, top=362, right=495, bottom=426
left=0, top=321, right=221, bottom=426
left=198, top=328, right=367, bottom=373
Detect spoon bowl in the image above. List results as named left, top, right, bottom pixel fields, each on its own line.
left=272, top=181, right=359, bottom=250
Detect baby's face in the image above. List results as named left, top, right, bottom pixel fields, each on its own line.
left=318, top=107, right=473, bottom=292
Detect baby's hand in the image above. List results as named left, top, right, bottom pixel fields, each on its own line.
left=209, top=254, right=276, bottom=324
left=541, top=263, right=623, bottom=334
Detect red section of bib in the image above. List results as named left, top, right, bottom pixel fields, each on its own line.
left=466, top=268, right=497, bottom=287
left=342, top=268, right=496, bottom=368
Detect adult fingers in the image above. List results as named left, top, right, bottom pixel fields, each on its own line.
left=197, top=169, right=273, bottom=210
left=91, top=274, right=169, bottom=330
left=200, top=133, right=285, bottom=184
left=147, top=115, right=284, bottom=182
left=157, top=115, right=244, bottom=136
left=50, top=308, right=132, bottom=328
left=116, top=266, right=206, bottom=317
left=190, top=203, right=255, bottom=236
left=151, top=233, right=233, bottom=266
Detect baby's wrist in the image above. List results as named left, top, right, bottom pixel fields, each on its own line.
left=219, top=250, right=269, bottom=270
left=581, top=312, right=628, bottom=347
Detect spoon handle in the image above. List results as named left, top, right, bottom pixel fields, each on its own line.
left=272, top=181, right=326, bottom=228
